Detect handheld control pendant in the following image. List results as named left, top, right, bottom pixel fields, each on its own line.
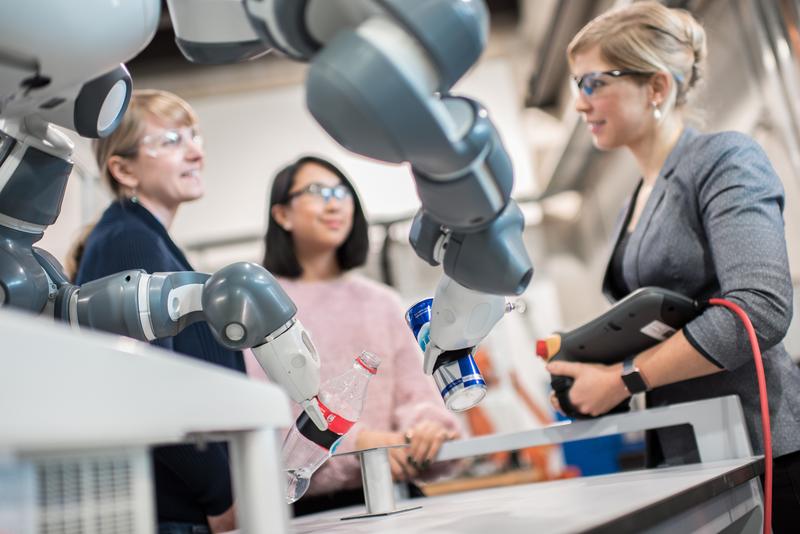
left=537, top=287, right=702, bottom=419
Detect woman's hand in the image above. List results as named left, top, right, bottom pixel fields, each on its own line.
left=355, top=422, right=459, bottom=481
left=355, top=430, right=418, bottom=481
left=546, top=361, right=630, bottom=417
left=403, top=420, right=459, bottom=473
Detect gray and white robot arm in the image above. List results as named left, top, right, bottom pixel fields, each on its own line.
left=0, top=0, right=325, bottom=427
left=75, top=263, right=326, bottom=428
left=38, top=253, right=328, bottom=429
left=166, top=0, right=534, bottom=381
left=0, top=0, right=532, bottom=417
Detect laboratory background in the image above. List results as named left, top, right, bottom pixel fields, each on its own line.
left=3, top=0, right=800, bottom=533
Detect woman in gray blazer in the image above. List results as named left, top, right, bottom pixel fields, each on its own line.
left=547, top=2, right=800, bottom=531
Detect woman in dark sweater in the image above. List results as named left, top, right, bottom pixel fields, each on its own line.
left=75, top=89, right=242, bottom=534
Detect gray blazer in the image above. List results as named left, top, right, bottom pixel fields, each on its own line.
left=602, top=127, right=800, bottom=460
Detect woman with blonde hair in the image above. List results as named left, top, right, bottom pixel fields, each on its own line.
left=76, top=89, right=241, bottom=534
left=547, top=2, right=800, bottom=530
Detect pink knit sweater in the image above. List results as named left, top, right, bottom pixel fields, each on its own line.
left=244, top=273, right=461, bottom=495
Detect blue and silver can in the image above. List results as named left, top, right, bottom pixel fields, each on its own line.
left=405, top=298, right=434, bottom=353
left=405, top=298, right=486, bottom=412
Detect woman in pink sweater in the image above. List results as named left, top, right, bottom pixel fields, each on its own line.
left=251, top=155, right=461, bottom=515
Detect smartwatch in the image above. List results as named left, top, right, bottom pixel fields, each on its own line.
left=621, top=356, right=649, bottom=394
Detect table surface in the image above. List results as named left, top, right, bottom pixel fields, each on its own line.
left=289, top=458, right=763, bottom=534
left=0, top=308, right=291, bottom=450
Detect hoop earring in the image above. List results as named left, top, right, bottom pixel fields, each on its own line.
left=652, top=101, right=662, bottom=121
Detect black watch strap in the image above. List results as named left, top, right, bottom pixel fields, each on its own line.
left=621, top=356, right=649, bottom=394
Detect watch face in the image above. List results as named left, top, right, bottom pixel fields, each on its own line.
left=622, top=371, right=648, bottom=394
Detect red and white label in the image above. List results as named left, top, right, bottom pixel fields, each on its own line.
left=317, top=400, right=355, bottom=435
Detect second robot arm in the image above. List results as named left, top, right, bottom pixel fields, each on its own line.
left=52, top=260, right=327, bottom=430
left=166, top=0, right=534, bottom=383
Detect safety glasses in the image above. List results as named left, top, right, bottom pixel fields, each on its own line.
left=139, top=127, right=203, bottom=157
left=286, top=183, right=352, bottom=204
left=571, top=69, right=652, bottom=98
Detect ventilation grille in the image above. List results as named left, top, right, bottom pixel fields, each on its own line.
left=33, top=449, right=150, bottom=534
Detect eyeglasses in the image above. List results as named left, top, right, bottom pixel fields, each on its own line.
left=139, top=127, right=203, bottom=157
left=571, top=69, right=652, bottom=98
left=286, top=183, right=352, bottom=204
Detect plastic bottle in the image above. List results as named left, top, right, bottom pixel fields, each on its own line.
left=282, top=350, right=380, bottom=503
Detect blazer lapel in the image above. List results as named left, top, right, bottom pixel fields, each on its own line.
left=602, top=178, right=643, bottom=301
left=624, top=127, right=698, bottom=288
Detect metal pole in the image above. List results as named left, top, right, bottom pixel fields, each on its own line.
left=359, top=448, right=396, bottom=514
left=228, top=428, right=289, bottom=534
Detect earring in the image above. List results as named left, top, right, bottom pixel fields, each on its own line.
left=130, top=188, right=139, bottom=203
left=652, top=101, right=662, bottom=121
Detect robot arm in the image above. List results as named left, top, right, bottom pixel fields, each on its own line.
left=1, top=2, right=327, bottom=427
left=47, top=259, right=326, bottom=430
left=0, top=0, right=155, bottom=138
left=167, top=0, right=534, bottom=384
left=0, top=0, right=532, bottom=415
left=26, top=244, right=325, bottom=426
left=410, top=201, right=530, bottom=378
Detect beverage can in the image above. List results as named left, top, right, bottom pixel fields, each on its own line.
left=404, top=298, right=486, bottom=411
left=432, top=353, right=486, bottom=412
left=405, top=298, right=433, bottom=352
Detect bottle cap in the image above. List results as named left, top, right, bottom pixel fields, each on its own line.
left=356, top=351, right=380, bottom=374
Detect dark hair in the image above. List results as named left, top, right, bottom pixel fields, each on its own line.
left=263, top=155, right=369, bottom=278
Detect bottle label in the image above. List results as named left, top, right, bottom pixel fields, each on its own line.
left=295, top=402, right=355, bottom=450
left=317, top=400, right=355, bottom=435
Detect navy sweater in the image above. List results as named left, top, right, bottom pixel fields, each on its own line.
left=76, top=199, right=245, bottom=525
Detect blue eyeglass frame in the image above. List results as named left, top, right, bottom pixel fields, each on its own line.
left=286, top=182, right=352, bottom=203
left=571, top=69, right=653, bottom=97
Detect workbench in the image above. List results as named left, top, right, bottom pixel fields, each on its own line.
left=292, top=395, right=763, bottom=533
left=291, top=457, right=763, bottom=533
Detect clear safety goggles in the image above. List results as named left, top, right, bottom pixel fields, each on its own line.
left=139, top=126, right=203, bottom=157
left=287, top=183, right=352, bottom=204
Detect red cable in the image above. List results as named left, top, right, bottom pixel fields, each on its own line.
left=707, top=298, right=772, bottom=534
